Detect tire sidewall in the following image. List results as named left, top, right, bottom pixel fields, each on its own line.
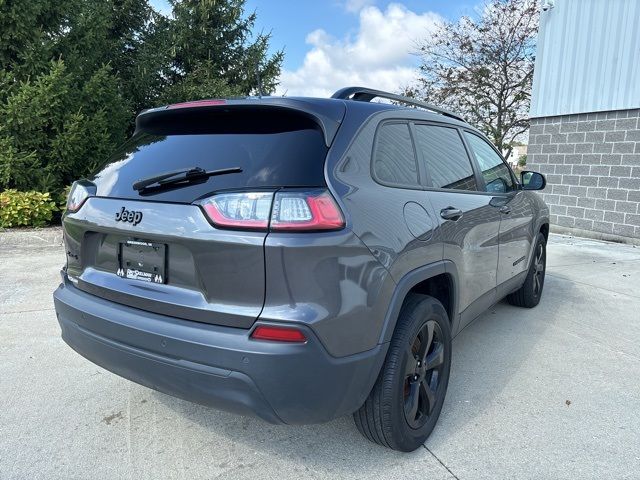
left=387, top=297, right=452, bottom=451
left=529, top=233, right=547, bottom=303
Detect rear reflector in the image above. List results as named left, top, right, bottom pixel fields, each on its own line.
left=250, top=325, right=307, bottom=343
left=199, top=189, right=345, bottom=232
left=167, top=99, right=227, bottom=109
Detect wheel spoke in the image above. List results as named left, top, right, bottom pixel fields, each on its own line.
left=536, top=245, right=545, bottom=270
left=534, top=273, right=540, bottom=294
left=420, top=380, right=436, bottom=415
left=404, top=344, right=418, bottom=377
left=405, top=380, right=420, bottom=422
left=425, top=343, right=444, bottom=370
left=417, top=321, right=434, bottom=360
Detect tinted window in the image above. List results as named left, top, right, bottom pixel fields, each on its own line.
left=373, top=123, right=419, bottom=187
left=91, top=109, right=329, bottom=203
left=414, top=125, right=477, bottom=191
left=464, top=132, right=515, bottom=193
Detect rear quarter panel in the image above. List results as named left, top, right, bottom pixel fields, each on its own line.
left=316, top=110, right=444, bottom=353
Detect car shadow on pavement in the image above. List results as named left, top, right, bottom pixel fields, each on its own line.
left=153, top=393, right=431, bottom=475
left=426, top=274, right=572, bottom=445
left=152, top=276, right=568, bottom=472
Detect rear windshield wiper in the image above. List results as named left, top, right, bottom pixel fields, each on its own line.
left=133, top=166, right=242, bottom=192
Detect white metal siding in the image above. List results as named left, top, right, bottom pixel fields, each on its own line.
left=530, top=0, right=640, bottom=118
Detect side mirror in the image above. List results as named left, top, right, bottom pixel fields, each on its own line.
left=520, top=171, right=546, bottom=191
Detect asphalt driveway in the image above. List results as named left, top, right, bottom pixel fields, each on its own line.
left=1, top=231, right=639, bottom=479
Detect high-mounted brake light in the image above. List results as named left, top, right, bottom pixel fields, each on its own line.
left=199, top=189, right=345, bottom=232
left=66, top=181, right=94, bottom=213
left=167, top=99, right=226, bottom=109
left=250, top=325, right=307, bottom=343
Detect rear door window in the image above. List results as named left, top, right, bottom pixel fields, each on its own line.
left=463, top=132, right=515, bottom=194
left=414, top=124, right=477, bottom=191
left=372, top=123, right=419, bottom=188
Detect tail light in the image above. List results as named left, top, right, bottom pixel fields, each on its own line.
left=199, top=189, right=345, bottom=232
left=250, top=325, right=307, bottom=343
left=66, top=181, right=95, bottom=213
left=270, top=190, right=345, bottom=231
left=201, top=192, right=273, bottom=229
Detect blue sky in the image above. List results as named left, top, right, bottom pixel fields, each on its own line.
left=150, top=1, right=479, bottom=96
left=243, top=1, right=478, bottom=69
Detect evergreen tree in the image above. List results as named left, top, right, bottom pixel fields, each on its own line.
left=0, top=0, right=283, bottom=196
left=163, top=0, right=283, bottom=102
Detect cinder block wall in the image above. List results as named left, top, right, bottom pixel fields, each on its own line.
left=528, top=109, right=640, bottom=241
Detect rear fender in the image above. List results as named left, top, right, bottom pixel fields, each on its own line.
left=377, top=260, right=460, bottom=344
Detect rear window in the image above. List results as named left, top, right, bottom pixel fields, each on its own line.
left=91, top=108, right=329, bottom=203
left=372, top=122, right=419, bottom=188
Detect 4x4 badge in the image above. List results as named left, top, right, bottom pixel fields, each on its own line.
left=115, top=207, right=143, bottom=226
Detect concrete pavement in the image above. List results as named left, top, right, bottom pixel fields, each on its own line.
left=1, top=233, right=639, bottom=479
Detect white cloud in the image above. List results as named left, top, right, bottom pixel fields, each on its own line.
left=342, top=0, right=376, bottom=13
left=276, top=3, right=441, bottom=98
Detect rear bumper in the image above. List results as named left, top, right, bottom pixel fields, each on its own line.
left=53, top=276, right=385, bottom=424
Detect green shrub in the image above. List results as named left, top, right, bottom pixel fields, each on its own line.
left=518, top=154, right=527, bottom=167
left=56, top=184, right=72, bottom=212
left=0, top=189, right=58, bottom=228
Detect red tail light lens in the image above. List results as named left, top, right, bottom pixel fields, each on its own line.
left=250, top=325, right=307, bottom=343
left=66, top=181, right=94, bottom=213
left=199, top=189, right=344, bottom=232
left=201, top=192, right=273, bottom=230
left=270, top=190, right=345, bottom=231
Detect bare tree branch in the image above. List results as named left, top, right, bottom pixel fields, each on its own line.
left=408, top=0, right=538, bottom=154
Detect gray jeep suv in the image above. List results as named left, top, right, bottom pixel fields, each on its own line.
left=53, top=87, right=549, bottom=452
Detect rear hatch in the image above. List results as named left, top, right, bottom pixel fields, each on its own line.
left=63, top=101, right=344, bottom=328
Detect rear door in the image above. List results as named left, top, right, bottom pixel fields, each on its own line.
left=413, top=123, right=501, bottom=331
left=63, top=106, right=333, bottom=328
left=462, top=132, right=535, bottom=291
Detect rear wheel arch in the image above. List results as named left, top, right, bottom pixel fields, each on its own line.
left=539, top=222, right=549, bottom=242
left=378, top=261, right=459, bottom=345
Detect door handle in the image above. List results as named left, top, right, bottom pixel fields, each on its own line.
left=499, top=205, right=511, bottom=214
left=440, top=207, right=463, bottom=221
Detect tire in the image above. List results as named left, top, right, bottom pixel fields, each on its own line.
left=353, top=294, right=452, bottom=452
left=507, top=232, right=547, bottom=308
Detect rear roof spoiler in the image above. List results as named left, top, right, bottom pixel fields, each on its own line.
left=135, top=98, right=346, bottom=147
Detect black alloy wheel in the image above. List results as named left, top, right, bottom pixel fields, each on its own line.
left=404, top=320, right=445, bottom=429
left=507, top=232, right=547, bottom=308
left=532, top=241, right=545, bottom=297
left=354, top=294, right=452, bottom=451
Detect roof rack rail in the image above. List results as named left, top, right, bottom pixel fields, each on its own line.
left=331, top=86, right=466, bottom=123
